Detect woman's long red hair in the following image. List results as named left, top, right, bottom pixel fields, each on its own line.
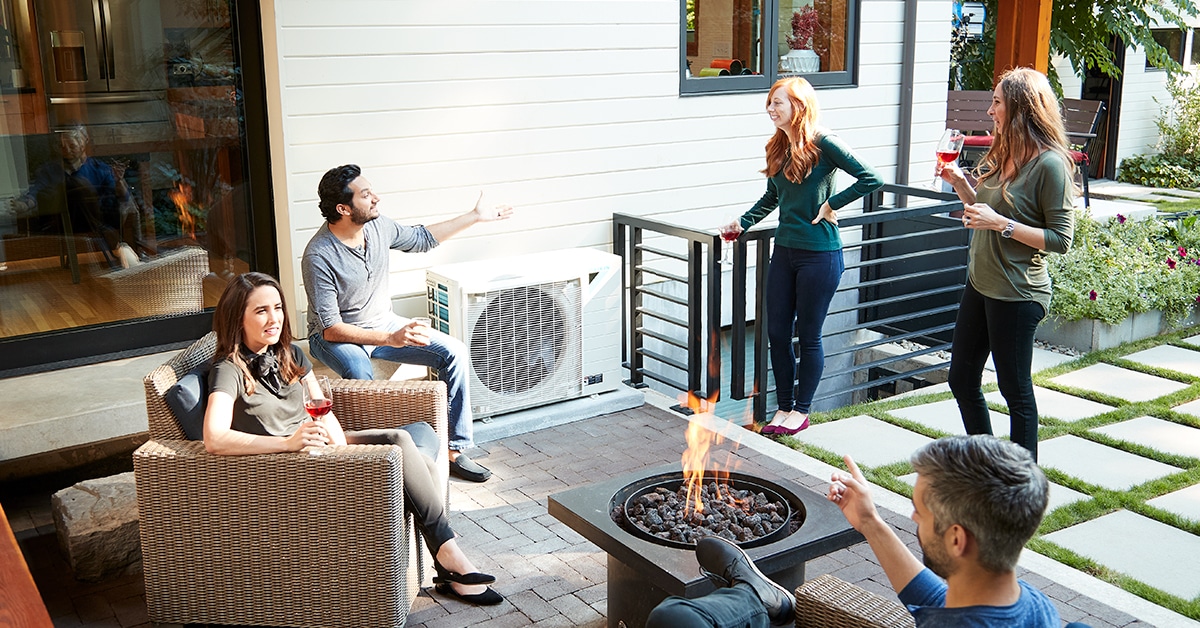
left=762, top=77, right=822, bottom=183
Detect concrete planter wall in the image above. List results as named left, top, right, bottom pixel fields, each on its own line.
left=1036, top=310, right=1200, bottom=353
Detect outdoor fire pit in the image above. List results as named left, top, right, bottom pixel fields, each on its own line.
left=548, top=460, right=863, bottom=628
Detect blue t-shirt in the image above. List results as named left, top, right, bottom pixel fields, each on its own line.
left=898, top=568, right=1060, bottom=627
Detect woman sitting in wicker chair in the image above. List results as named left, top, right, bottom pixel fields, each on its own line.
left=203, top=271, right=503, bottom=606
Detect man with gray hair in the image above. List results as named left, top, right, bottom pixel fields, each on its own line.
left=649, top=435, right=1085, bottom=627
left=827, top=434, right=1066, bottom=626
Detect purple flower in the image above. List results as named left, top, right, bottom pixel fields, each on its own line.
left=1089, top=290, right=1098, bottom=301
left=1179, top=246, right=1188, bottom=258
left=1167, top=258, right=1177, bottom=269
left=1117, top=214, right=1126, bottom=224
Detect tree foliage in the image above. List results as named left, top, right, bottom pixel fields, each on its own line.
left=951, top=0, right=1199, bottom=91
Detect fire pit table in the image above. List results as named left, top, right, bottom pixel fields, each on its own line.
left=548, top=460, right=864, bottom=628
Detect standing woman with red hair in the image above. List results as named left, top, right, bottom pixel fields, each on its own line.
left=722, top=77, right=883, bottom=435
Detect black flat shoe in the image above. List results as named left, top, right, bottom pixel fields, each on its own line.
left=434, top=560, right=496, bottom=585
left=434, top=582, right=504, bottom=606
left=449, top=454, right=492, bottom=482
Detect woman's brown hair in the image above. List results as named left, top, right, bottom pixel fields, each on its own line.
left=762, top=77, right=822, bottom=183
left=212, top=272, right=305, bottom=394
left=975, top=68, right=1076, bottom=194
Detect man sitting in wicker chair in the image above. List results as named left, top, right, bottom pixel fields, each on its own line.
left=648, top=436, right=1091, bottom=627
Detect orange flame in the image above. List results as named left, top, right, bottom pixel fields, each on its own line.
left=680, top=391, right=734, bottom=516
left=168, top=181, right=197, bottom=240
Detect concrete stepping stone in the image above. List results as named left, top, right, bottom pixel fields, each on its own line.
left=898, top=473, right=1087, bottom=513
left=985, top=386, right=1114, bottom=423
left=1175, top=398, right=1200, bottom=419
left=800, top=415, right=932, bottom=467
left=888, top=399, right=1008, bottom=436
left=1043, top=510, right=1200, bottom=600
left=1090, top=416, right=1200, bottom=459
left=1182, top=334, right=1200, bottom=349
left=1049, top=363, right=1189, bottom=402
left=986, top=347, right=1076, bottom=373
left=1147, top=484, right=1200, bottom=524
left=1039, top=435, right=1182, bottom=491
left=1123, top=344, right=1200, bottom=378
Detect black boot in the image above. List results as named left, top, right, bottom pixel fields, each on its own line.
left=696, top=536, right=795, bottom=625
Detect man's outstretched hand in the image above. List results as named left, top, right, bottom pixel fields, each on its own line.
left=827, top=455, right=881, bottom=532
left=472, top=191, right=514, bottom=222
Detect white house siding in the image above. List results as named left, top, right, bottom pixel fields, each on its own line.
left=264, top=0, right=952, bottom=326
left=1054, top=13, right=1200, bottom=172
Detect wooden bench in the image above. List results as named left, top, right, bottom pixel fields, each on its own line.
left=945, top=91, right=1105, bottom=208
left=0, top=504, right=54, bottom=628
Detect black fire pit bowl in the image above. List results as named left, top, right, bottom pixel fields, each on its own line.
left=616, top=470, right=798, bottom=550
left=548, top=461, right=864, bottom=628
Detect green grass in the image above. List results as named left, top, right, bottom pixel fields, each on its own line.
left=766, top=326, right=1200, bottom=619
left=1151, top=197, right=1200, bottom=212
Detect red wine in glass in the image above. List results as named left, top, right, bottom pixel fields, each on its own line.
left=936, top=149, right=960, bottom=167
left=305, top=398, right=332, bottom=419
left=931, top=129, right=965, bottom=189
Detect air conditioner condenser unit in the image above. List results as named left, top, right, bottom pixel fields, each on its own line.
left=426, top=248, right=622, bottom=419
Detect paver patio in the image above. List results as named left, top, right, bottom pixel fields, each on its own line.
left=2, top=402, right=1166, bottom=627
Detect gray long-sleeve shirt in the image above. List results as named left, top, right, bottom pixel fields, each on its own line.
left=302, top=215, right=438, bottom=337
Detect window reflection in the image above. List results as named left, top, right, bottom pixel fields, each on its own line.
left=684, top=0, right=764, bottom=78
left=0, top=0, right=251, bottom=336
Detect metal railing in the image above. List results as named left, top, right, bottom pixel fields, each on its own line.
left=612, top=184, right=967, bottom=421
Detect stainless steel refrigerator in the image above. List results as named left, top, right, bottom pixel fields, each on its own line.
left=34, top=0, right=169, bottom=144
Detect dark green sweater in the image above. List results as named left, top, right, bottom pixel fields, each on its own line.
left=738, top=133, right=883, bottom=251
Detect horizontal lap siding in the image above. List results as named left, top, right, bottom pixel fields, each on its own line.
left=269, top=0, right=949, bottom=314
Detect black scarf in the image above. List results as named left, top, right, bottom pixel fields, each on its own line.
left=242, top=346, right=284, bottom=396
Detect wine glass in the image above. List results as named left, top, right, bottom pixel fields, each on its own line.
left=931, top=129, right=965, bottom=189
left=303, top=376, right=333, bottom=421
left=717, top=217, right=741, bottom=267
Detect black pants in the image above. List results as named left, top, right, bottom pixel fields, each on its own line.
left=948, top=281, right=1045, bottom=460
left=346, top=422, right=455, bottom=554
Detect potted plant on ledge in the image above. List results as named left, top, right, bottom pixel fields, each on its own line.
left=784, top=5, right=822, bottom=73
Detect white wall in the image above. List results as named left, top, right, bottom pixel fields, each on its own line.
left=265, top=0, right=952, bottom=326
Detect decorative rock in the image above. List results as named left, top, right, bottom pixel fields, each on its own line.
left=51, top=472, right=141, bottom=582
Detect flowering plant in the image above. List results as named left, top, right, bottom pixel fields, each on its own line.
left=1048, top=212, right=1200, bottom=324
left=787, top=6, right=822, bottom=51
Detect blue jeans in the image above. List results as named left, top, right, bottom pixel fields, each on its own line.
left=766, top=246, right=845, bottom=414
left=309, top=316, right=474, bottom=452
left=647, top=584, right=769, bottom=628
left=948, top=281, right=1045, bottom=461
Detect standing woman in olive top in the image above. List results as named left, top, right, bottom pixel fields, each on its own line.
left=721, top=77, right=883, bottom=436
left=202, top=272, right=503, bottom=606
left=939, top=67, right=1075, bottom=461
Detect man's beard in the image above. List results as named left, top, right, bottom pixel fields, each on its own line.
left=350, top=206, right=378, bottom=225
left=919, top=535, right=956, bottom=579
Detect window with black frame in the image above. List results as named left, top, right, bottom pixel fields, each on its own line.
left=1146, top=28, right=1185, bottom=69
left=680, top=0, right=858, bottom=95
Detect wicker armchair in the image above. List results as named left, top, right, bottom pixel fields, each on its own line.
left=134, top=332, right=449, bottom=628
left=795, top=575, right=916, bottom=628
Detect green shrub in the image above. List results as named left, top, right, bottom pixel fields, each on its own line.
left=1116, top=75, right=1200, bottom=189
left=1156, top=75, right=1200, bottom=159
left=1049, top=213, right=1200, bottom=324
left=1117, top=153, right=1200, bottom=189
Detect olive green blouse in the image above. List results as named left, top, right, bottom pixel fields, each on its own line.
left=970, top=150, right=1075, bottom=312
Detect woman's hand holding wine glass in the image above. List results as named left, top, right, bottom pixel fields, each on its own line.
left=300, top=375, right=333, bottom=452
left=931, top=129, right=965, bottom=189
left=717, top=217, right=742, bottom=267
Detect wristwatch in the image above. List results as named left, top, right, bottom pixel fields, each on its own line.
left=1000, top=221, right=1016, bottom=238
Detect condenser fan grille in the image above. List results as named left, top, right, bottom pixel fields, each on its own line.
left=468, top=281, right=582, bottom=396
